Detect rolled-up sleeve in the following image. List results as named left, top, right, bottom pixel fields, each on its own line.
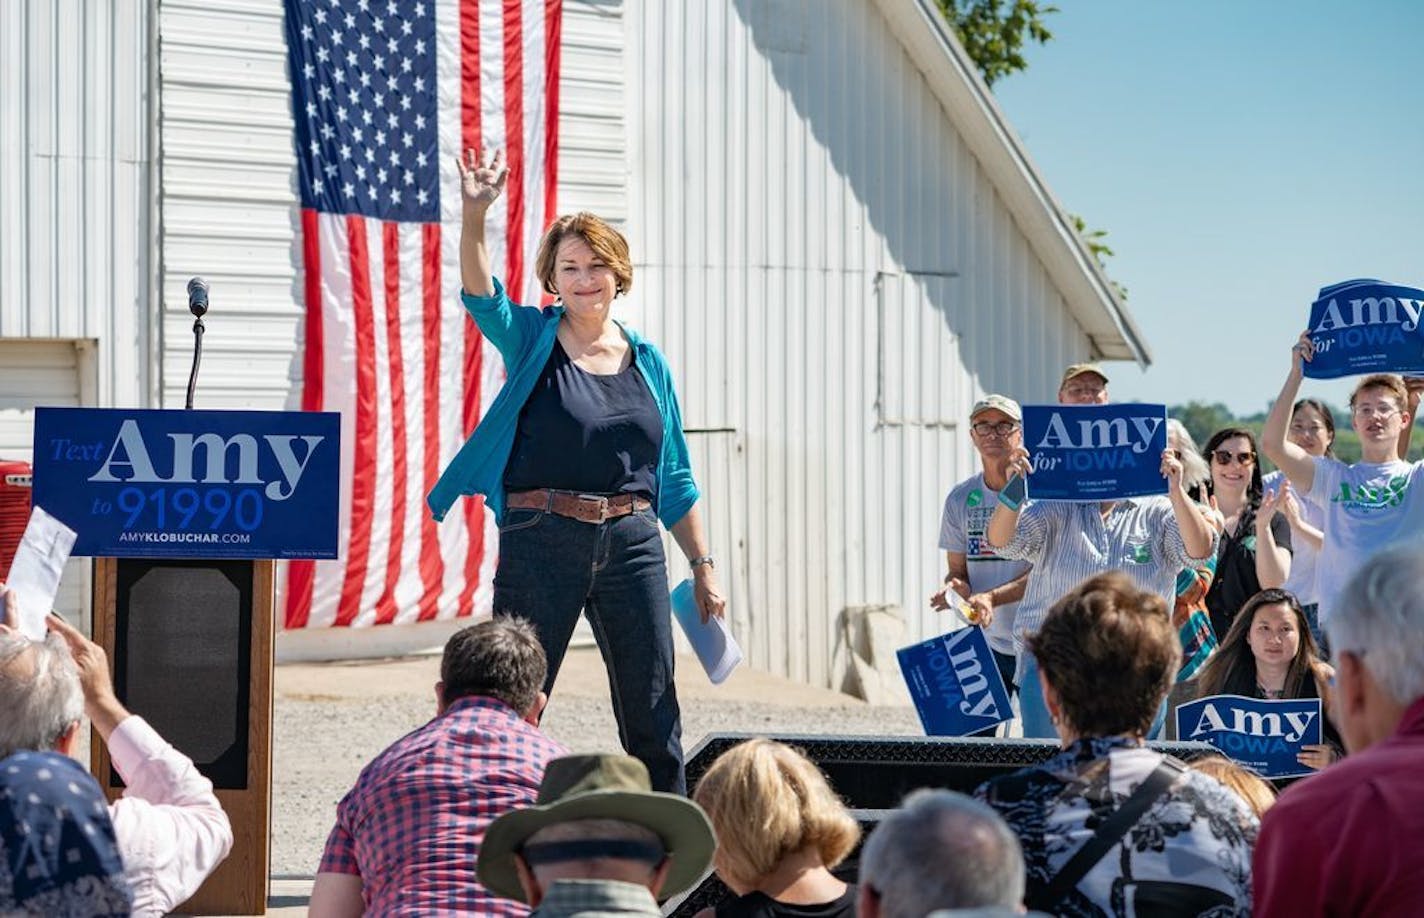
left=1157, top=507, right=1218, bottom=569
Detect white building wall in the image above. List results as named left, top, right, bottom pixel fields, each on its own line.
left=624, top=0, right=1092, bottom=687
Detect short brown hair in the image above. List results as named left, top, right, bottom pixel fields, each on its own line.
left=1027, top=572, right=1179, bottom=738
left=1349, top=373, right=1408, bottom=412
left=440, top=616, right=546, bottom=714
left=692, top=739, right=859, bottom=889
left=534, top=212, right=634, bottom=297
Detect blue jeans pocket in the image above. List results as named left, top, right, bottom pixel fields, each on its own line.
left=498, top=508, right=546, bottom=533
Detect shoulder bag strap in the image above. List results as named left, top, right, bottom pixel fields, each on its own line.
left=1030, top=758, right=1185, bottom=911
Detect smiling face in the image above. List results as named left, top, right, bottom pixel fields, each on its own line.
left=1287, top=403, right=1333, bottom=457
left=1247, top=602, right=1301, bottom=669
left=552, top=235, right=618, bottom=321
left=1209, top=435, right=1256, bottom=495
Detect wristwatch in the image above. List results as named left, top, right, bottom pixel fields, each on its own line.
left=689, top=555, right=715, bottom=569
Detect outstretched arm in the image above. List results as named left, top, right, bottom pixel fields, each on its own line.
left=1164, top=450, right=1215, bottom=559
left=1262, top=331, right=1319, bottom=494
left=1398, top=376, right=1423, bottom=460
left=456, top=148, right=508, bottom=296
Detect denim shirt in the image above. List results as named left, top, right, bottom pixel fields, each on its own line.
left=426, top=278, right=699, bottom=528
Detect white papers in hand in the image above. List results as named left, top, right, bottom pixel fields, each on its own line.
left=3, top=506, right=77, bottom=641
left=670, top=578, right=742, bottom=684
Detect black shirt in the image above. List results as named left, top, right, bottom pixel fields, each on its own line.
left=1206, top=508, right=1293, bottom=640
left=714, top=886, right=857, bottom=918
left=503, top=343, right=662, bottom=497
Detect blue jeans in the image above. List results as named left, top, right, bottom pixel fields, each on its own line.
left=493, top=505, right=685, bottom=794
left=1019, top=651, right=1168, bottom=741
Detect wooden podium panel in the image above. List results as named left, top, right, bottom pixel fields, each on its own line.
left=92, top=556, right=274, bottom=915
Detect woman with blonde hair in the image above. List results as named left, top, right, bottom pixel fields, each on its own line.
left=693, top=739, right=859, bottom=918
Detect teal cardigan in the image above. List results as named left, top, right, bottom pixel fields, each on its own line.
left=426, top=278, right=700, bottom=528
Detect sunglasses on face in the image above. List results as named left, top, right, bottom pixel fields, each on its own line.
left=1212, top=450, right=1255, bottom=466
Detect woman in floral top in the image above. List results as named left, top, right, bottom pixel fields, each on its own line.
left=975, top=572, right=1259, bottom=916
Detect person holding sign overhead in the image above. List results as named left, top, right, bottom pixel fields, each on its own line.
left=1261, top=333, right=1424, bottom=628
left=426, top=148, right=726, bottom=794
left=985, top=367, right=1219, bottom=739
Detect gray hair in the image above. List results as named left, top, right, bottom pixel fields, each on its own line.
left=1166, top=419, right=1211, bottom=493
left=1327, top=547, right=1424, bottom=706
left=0, top=630, right=84, bottom=757
left=859, top=789, right=1024, bottom=916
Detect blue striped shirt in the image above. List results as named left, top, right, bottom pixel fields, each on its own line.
left=994, top=497, right=1216, bottom=653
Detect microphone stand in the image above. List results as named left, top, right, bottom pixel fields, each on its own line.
left=185, top=313, right=205, bottom=410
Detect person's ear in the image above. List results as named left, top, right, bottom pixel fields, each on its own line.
left=524, top=691, right=548, bottom=726
left=514, top=854, right=543, bottom=907
left=54, top=720, right=81, bottom=756
left=1040, top=671, right=1064, bottom=727
left=646, top=857, right=674, bottom=898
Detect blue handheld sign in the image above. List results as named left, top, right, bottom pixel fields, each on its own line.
left=897, top=624, right=1012, bottom=736
left=1021, top=403, right=1169, bottom=502
left=1175, top=694, right=1323, bottom=780
left=32, top=407, right=340, bottom=559
left=1303, top=279, right=1424, bottom=379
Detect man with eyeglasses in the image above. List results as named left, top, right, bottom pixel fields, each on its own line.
left=985, top=363, right=1219, bottom=739
left=1262, top=334, right=1424, bottom=626
left=931, top=395, right=1031, bottom=709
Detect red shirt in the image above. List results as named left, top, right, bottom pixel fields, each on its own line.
left=1254, top=697, right=1424, bottom=916
left=319, top=696, right=567, bottom=916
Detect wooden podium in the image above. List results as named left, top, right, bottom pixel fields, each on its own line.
left=91, top=556, right=275, bottom=915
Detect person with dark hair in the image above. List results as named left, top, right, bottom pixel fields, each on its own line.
left=976, top=573, right=1258, bottom=916
left=310, top=616, right=567, bottom=917
left=1192, top=588, right=1341, bottom=770
left=1200, top=427, right=1292, bottom=640
left=428, top=147, right=727, bottom=794
left=1261, top=398, right=1335, bottom=648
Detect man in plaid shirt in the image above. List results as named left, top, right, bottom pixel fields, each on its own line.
left=309, top=617, right=568, bottom=916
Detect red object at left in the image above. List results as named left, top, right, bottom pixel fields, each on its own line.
left=0, top=459, right=34, bottom=578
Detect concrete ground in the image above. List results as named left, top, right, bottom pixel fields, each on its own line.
left=237, top=647, right=922, bottom=916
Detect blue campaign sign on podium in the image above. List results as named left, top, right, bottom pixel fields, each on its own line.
left=1175, top=694, right=1323, bottom=780
left=1302, top=279, right=1424, bottom=379
left=1021, top=403, right=1169, bottom=502
left=32, top=407, right=341, bottom=559
left=898, top=621, right=1012, bottom=736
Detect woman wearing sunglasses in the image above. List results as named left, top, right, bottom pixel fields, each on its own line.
left=1201, top=428, right=1292, bottom=641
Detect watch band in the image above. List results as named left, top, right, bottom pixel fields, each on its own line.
left=689, top=555, right=715, bottom=569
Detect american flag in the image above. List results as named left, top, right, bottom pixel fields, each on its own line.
left=282, top=0, right=561, bottom=629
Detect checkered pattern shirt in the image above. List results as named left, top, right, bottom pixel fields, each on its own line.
left=319, top=695, right=567, bottom=916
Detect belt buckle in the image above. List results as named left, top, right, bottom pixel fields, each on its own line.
left=576, top=494, right=609, bottom=524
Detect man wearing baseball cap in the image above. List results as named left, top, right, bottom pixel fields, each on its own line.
left=931, top=394, right=1031, bottom=717
left=478, top=754, right=716, bottom=917
left=1058, top=364, right=1109, bottom=405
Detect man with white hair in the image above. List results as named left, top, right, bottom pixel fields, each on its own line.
left=1253, top=547, right=1424, bottom=914
left=0, top=588, right=233, bottom=916
left=858, top=788, right=1028, bottom=918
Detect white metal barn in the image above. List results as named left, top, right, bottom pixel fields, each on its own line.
left=0, top=0, right=1148, bottom=687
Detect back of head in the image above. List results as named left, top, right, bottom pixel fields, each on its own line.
left=859, top=789, right=1024, bottom=916
left=0, top=631, right=83, bottom=758
left=0, top=750, right=133, bottom=916
left=440, top=616, right=547, bottom=714
left=523, top=817, right=666, bottom=889
left=1028, top=572, right=1178, bottom=738
left=1328, top=547, right=1424, bottom=708
left=692, top=738, right=859, bottom=889
left=1187, top=755, right=1276, bottom=818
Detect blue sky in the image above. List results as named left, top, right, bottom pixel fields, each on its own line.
left=991, top=0, right=1424, bottom=415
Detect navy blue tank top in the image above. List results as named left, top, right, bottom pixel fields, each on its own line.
left=503, top=343, right=662, bottom=497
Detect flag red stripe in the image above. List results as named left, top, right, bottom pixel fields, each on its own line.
left=460, top=0, right=482, bottom=155
left=335, top=215, right=378, bottom=627
left=285, top=207, right=324, bottom=630
left=417, top=222, right=446, bottom=620
left=502, top=0, right=526, bottom=303
left=374, top=222, right=407, bottom=625
left=541, top=0, right=561, bottom=306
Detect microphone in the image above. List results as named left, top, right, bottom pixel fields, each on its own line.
left=187, top=277, right=210, bottom=317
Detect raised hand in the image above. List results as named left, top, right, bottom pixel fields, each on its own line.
left=1161, top=448, right=1185, bottom=490
left=1006, top=446, right=1033, bottom=479
left=1257, top=486, right=1284, bottom=529
left=1290, top=330, right=1315, bottom=374
left=455, top=147, right=508, bottom=212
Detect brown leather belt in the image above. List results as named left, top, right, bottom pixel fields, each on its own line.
left=506, top=489, right=652, bottom=524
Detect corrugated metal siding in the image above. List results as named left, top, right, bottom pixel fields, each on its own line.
left=157, top=0, right=298, bottom=410
left=559, top=0, right=627, bottom=219
left=0, top=0, right=152, bottom=410
left=626, top=0, right=1089, bottom=686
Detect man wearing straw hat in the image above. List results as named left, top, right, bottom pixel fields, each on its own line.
left=478, top=754, right=716, bottom=917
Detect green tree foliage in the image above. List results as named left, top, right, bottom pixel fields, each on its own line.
left=1169, top=401, right=1424, bottom=467
left=937, top=0, right=1057, bottom=87
left=1070, top=214, right=1127, bottom=302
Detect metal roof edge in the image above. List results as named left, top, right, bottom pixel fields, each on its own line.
left=872, top=0, right=1153, bottom=366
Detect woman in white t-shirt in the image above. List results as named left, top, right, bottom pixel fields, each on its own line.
left=1262, top=398, right=1335, bottom=649
left=1262, top=334, right=1424, bottom=626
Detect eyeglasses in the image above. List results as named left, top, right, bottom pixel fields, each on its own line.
left=1061, top=384, right=1106, bottom=398
left=1212, top=450, right=1255, bottom=466
left=971, top=421, right=1020, bottom=438
left=1352, top=404, right=1400, bottom=419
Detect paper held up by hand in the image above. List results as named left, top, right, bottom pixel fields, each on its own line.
left=3, top=506, right=77, bottom=641
left=670, top=578, right=743, bottom=684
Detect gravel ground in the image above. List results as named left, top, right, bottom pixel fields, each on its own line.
left=271, top=654, right=923, bottom=876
